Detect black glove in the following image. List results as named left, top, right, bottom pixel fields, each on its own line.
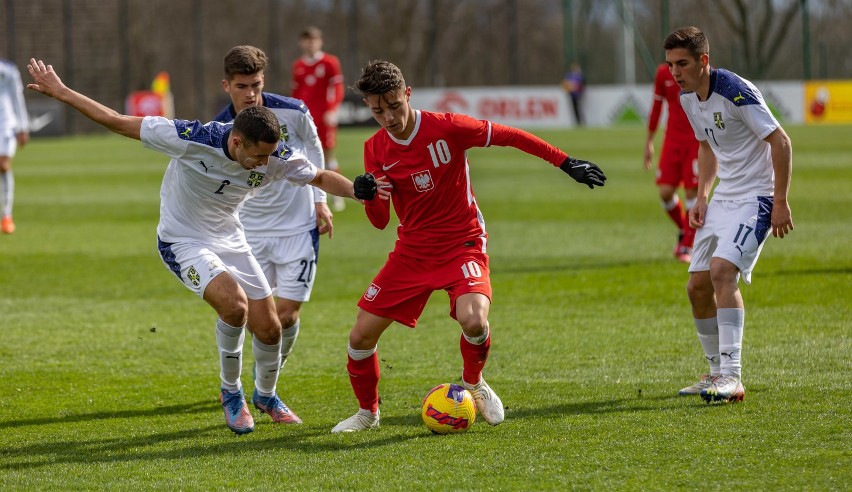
left=353, top=173, right=378, bottom=200
left=559, top=157, right=607, bottom=189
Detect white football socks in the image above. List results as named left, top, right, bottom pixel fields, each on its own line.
left=253, top=336, right=281, bottom=397
left=216, top=318, right=245, bottom=392
left=348, top=344, right=376, bottom=361
left=327, top=158, right=340, bottom=172
left=662, top=194, right=680, bottom=211
left=717, top=308, right=744, bottom=378
left=1, top=171, right=14, bottom=217
left=280, top=320, right=300, bottom=368
left=694, top=317, right=720, bottom=375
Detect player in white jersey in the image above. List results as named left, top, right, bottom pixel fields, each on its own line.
left=25, top=58, right=388, bottom=434
left=664, top=27, right=794, bottom=403
left=0, top=59, right=30, bottom=234
left=213, top=46, right=334, bottom=423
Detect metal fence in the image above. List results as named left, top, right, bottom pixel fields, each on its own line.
left=3, top=0, right=849, bottom=134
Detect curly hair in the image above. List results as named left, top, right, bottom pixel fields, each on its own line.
left=352, top=60, right=406, bottom=97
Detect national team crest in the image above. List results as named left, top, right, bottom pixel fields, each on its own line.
left=411, top=170, right=434, bottom=192
left=247, top=171, right=264, bottom=188
left=187, top=266, right=201, bottom=287
left=280, top=124, right=289, bottom=142
left=714, top=112, right=725, bottom=130
left=364, top=283, right=381, bottom=301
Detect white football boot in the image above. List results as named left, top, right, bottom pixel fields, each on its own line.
left=677, top=374, right=719, bottom=396
left=700, top=375, right=745, bottom=403
left=463, top=378, right=504, bottom=425
left=331, top=409, right=380, bottom=433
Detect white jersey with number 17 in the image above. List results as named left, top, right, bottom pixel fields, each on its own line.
left=680, top=68, right=779, bottom=200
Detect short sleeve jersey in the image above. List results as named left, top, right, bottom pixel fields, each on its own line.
left=363, top=110, right=566, bottom=259
left=213, top=93, right=325, bottom=237
left=291, top=52, right=344, bottom=117
left=0, top=60, right=29, bottom=134
left=680, top=68, right=779, bottom=200
left=140, top=116, right=317, bottom=250
left=649, top=63, right=694, bottom=145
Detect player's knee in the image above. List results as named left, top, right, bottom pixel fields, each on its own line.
left=348, top=331, right=374, bottom=350
left=349, top=324, right=383, bottom=350
left=459, top=315, right=488, bottom=338
left=252, top=320, right=282, bottom=345
left=218, top=297, right=249, bottom=328
left=277, top=310, right=300, bottom=329
left=709, top=260, right=738, bottom=288
left=686, top=276, right=712, bottom=304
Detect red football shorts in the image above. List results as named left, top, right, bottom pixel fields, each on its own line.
left=314, top=118, right=337, bottom=150
left=656, top=137, right=699, bottom=189
left=357, top=250, right=492, bottom=328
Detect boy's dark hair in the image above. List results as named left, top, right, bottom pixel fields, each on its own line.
left=233, top=106, right=280, bottom=145
left=223, top=45, right=267, bottom=79
left=300, top=26, right=322, bottom=39
left=352, top=60, right=406, bottom=97
left=663, top=26, right=709, bottom=59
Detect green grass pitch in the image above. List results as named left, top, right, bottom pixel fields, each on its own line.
left=0, top=124, right=849, bottom=489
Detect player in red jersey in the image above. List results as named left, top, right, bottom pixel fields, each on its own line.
left=291, top=26, right=346, bottom=211
left=644, top=62, right=699, bottom=262
left=331, top=60, right=606, bottom=433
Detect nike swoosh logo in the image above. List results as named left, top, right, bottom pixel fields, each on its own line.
left=468, top=281, right=485, bottom=286
left=382, top=160, right=401, bottom=171
left=225, top=355, right=240, bottom=359
left=574, top=163, right=591, bottom=170
left=29, top=113, right=54, bottom=132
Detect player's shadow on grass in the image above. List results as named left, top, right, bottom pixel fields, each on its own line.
left=0, top=400, right=215, bottom=430
left=1, top=393, right=733, bottom=470
left=504, top=394, right=681, bottom=420
left=494, top=258, right=672, bottom=275
left=0, top=414, right=423, bottom=471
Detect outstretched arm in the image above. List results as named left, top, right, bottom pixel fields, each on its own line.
left=309, top=169, right=391, bottom=202
left=489, top=123, right=606, bottom=189
left=26, top=59, right=142, bottom=140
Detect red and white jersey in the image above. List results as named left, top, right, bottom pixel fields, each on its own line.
left=648, top=63, right=695, bottom=146
left=291, top=51, right=344, bottom=117
left=363, top=110, right=567, bottom=259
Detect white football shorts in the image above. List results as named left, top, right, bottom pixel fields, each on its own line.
left=157, top=238, right=272, bottom=300
left=689, top=196, right=774, bottom=284
left=0, top=129, right=17, bottom=157
left=246, top=228, right=320, bottom=302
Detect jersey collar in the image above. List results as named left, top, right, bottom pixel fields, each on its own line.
left=222, top=129, right=234, bottom=161
left=386, top=110, right=421, bottom=146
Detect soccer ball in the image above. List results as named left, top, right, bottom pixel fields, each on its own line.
left=421, top=383, right=476, bottom=434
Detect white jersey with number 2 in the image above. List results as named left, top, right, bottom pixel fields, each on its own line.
left=140, top=116, right=317, bottom=251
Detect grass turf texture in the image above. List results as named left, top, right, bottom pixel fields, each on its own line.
left=0, top=125, right=849, bottom=490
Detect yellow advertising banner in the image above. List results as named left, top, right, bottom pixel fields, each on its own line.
left=804, top=81, right=852, bottom=123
